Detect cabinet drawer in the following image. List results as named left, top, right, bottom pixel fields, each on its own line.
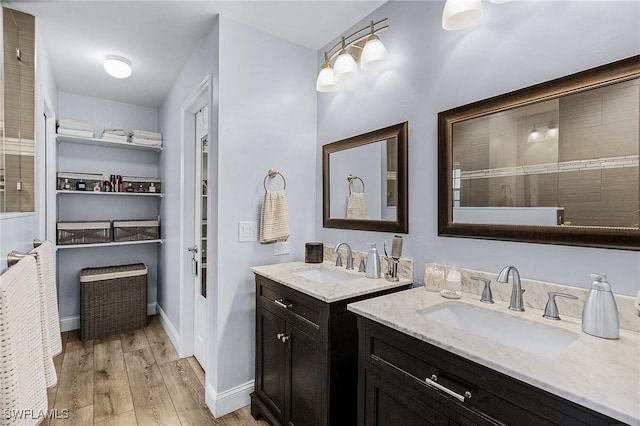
left=257, top=275, right=322, bottom=337
left=362, top=319, right=618, bottom=426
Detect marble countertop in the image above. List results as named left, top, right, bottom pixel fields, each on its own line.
left=251, top=261, right=412, bottom=303
left=347, top=288, right=640, bottom=425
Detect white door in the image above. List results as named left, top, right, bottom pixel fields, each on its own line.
left=193, top=105, right=209, bottom=368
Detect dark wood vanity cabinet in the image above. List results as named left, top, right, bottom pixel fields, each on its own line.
left=357, top=317, right=624, bottom=426
left=251, top=274, right=411, bottom=426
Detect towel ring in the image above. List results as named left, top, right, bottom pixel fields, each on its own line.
left=263, top=169, right=286, bottom=191
left=7, top=250, right=28, bottom=268
left=347, top=174, right=365, bottom=194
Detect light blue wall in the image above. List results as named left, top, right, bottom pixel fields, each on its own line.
left=316, top=1, right=640, bottom=295
left=0, top=19, right=58, bottom=270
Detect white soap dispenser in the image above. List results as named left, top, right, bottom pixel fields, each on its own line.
left=365, top=243, right=381, bottom=279
left=581, top=273, right=619, bottom=339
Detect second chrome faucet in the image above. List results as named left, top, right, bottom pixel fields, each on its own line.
left=497, top=265, right=525, bottom=311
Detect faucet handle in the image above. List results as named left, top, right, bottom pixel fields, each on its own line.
left=543, top=292, right=578, bottom=320
left=471, top=276, right=494, bottom=304
left=335, top=252, right=343, bottom=267
left=359, top=257, right=366, bottom=273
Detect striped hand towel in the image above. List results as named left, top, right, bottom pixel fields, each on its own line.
left=260, top=190, right=290, bottom=243
left=346, top=192, right=368, bottom=219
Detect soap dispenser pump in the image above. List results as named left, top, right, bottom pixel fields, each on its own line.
left=365, top=243, right=381, bottom=279
left=582, top=273, right=619, bottom=339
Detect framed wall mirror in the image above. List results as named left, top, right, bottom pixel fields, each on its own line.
left=323, top=122, right=408, bottom=233
left=438, top=55, right=640, bottom=250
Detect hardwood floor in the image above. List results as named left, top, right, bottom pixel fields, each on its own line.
left=48, top=316, right=268, bottom=425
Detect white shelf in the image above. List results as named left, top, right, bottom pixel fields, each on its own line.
left=56, top=239, right=163, bottom=250
left=57, top=134, right=162, bottom=152
left=56, top=190, right=162, bottom=198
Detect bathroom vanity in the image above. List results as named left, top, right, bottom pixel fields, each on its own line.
left=250, top=261, right=412, bottom=426
left=348, top=288, right=639, bottom=425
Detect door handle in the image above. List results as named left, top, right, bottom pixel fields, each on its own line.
left=188, top=245, right=198, bottom=253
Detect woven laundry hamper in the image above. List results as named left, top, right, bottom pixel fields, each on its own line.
left=80, top=263, right=148, bottom=340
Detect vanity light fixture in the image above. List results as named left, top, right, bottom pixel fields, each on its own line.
left=104, top=56, right=132, bottom=79
left=316, top=18, right=389, bottom=92
left=545, top=120, right=559, bottom=140
left=527, top=124, right=542, bottom=143
left=442, top=0, right=511, bottom=31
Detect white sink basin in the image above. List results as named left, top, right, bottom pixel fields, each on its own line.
left=421, top=304, right=577, bottom=357
left=293, top=267, right=355, bottom=284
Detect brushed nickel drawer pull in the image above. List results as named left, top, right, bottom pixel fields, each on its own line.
left=274, top=299, right=292, bottom=309
left=276, top=332, right=290, bottom=343
left=425, top=374, right=471, bottom=403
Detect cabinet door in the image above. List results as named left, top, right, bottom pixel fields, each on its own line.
left=363, top=368, right=438, bottom=426
left=256, top=306, right=287, bottom=423
left=285, top=323, right=322, bottom=426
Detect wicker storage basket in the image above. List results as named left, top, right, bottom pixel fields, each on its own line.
left=57, top=221, right=111, bottom=245
left=80, top=263, right=147, bottom=340
left=113, top=219, right=160, bottom=242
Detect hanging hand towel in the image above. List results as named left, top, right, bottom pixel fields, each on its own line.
left=347, top=192, right=368, bottom=219
left=31, top=241, right=62, bottom=377
left=0, top=256, right=48, bottom=425
left=260, top=190, right=290, bottom=243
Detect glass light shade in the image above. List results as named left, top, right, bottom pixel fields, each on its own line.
left=333, top=51, right=359, bottom=83
left=360, top=36, right=389, bottom=71
left=104, top=57, right=132, bottom=79
left=316, top=64, right=338, bottom=92
left=442, top=0, right=483, bottom=31
left=527, top=127, right=542, bottom=143
left=545, top=126, right=559, bottom=140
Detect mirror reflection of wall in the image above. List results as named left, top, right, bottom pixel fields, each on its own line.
left=1, top=7, right=35, bottom=213
left=452, top=78, right=639, bottom=228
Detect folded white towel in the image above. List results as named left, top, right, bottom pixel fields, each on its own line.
left=0, top=256, right=48, bottom=424
left=347, top=192, right=368, bottom=219
left=31, top=241, right=62, bottom=359
left=103, top=129, right=126, bottom=136
left=28, top=243, right=58, bottom=389
left=131, top=137, right=162, bottom=147
left=260, top=190, right=290, bottom=243
left=102, top=134, right=128, bottom=142
left=58, top=119, right=94, bottom=132
left=131, top=129, right=162, bottom=141
left=57, top=128, right=95, bottom=138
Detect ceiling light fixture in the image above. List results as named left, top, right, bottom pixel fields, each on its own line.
left=316, top=18, right=389, bottom=92
left=545, top=120, right=559, bottom=140
left=442, top=0, right=511, bottom=31
left=104, top=56, right=132, bottom=79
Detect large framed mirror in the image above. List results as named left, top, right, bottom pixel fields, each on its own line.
left=323, top=122, right=408, bottom=233
left=439, top=55, right=639, bottom=250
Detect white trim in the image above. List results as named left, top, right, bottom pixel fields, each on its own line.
left=59, top=303, right=158, bottom=332
left=157, top=303, right=184, bottom=357
left=205, top=381, right=254, bottom=418
left=178, top=75, right=212, bottom=360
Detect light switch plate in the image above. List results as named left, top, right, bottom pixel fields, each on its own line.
left=238, top=221, right=257, bottom=242
left=274, top=241, right=290, bottom=256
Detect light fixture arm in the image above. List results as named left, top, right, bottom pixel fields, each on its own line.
left=322, top=18, right=389, bottom=62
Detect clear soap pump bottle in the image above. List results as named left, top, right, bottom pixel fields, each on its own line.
left=365, top=243, right=381, bottom=279
left=582, top=273, right=619, bottom=339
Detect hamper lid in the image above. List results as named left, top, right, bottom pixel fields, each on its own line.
left=113, top=220, right=159, bottom=227
left=58, top=221, right=111, bottom=230
left=80, top=263, right=147, bottom=282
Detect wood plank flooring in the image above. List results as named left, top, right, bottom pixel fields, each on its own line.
left=48, top=316, right=268, bottom=425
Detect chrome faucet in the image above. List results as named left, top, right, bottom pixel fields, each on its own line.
left=497, top=266, right=525, bottom=311
left=333, top=242, right=354, bottom=270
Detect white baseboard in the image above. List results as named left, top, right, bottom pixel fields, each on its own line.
left=156, top=303, right=182, bottom=356
left=205, top=380, right=254, bottom=418
left=59, top=303, right=157, bottom=332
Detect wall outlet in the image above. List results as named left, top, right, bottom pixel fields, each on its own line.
left=273, top=241, right=290, bottom=256
left=238, top=221, right=257, bottom=242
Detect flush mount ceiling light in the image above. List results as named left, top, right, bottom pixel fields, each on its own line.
left=316, top=18, right=389, bottom=92
left=104, top=56, right=132, bottom=79
left=442, top=0, right=511, bottom=31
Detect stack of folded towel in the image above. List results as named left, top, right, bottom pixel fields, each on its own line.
left=129, top=129, right=163, bottom=147
left=102, top=127, right=127, bottom=143
left=57, top=119, right=94, bottom=138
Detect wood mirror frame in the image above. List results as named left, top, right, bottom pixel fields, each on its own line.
left=438, top=55, right=640, bottom=251
left=323, top=122, right=409, bottom=233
